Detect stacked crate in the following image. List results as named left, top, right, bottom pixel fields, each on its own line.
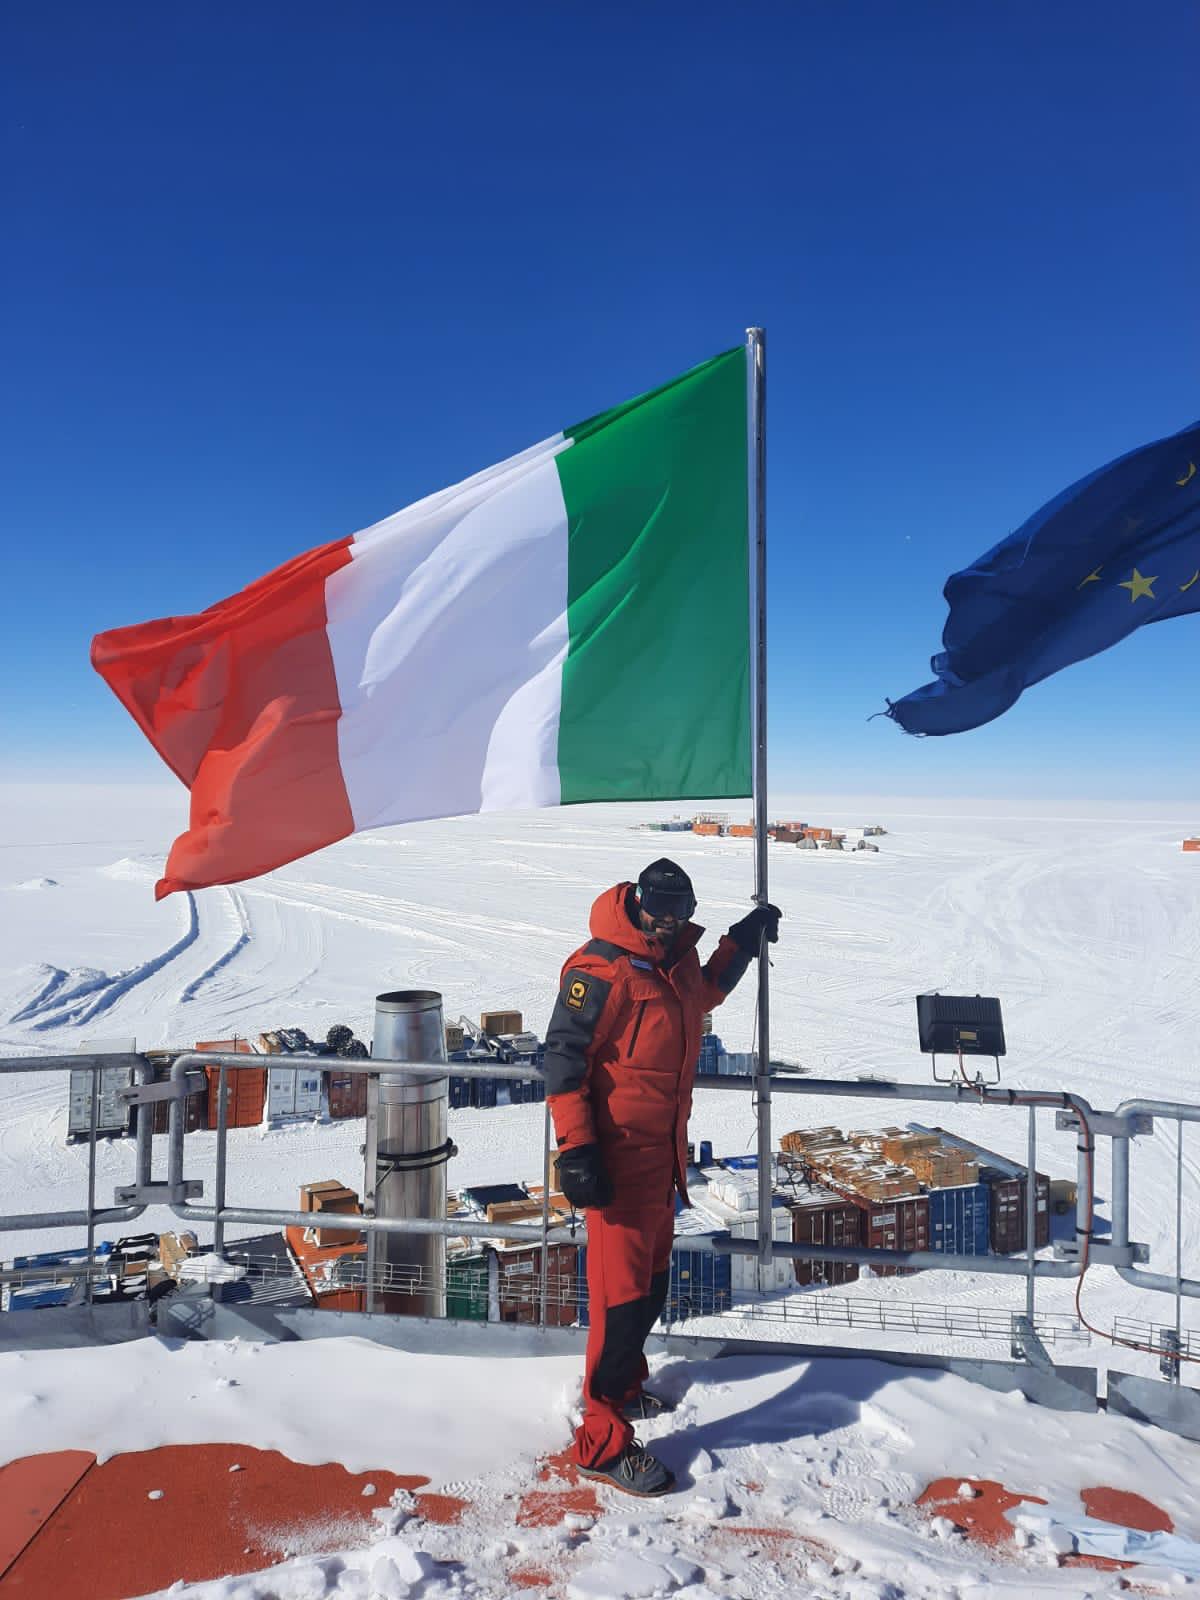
left=778, top=1125, right=928, bottom=1276
left=911, top=1125, right=1051, bottom=1252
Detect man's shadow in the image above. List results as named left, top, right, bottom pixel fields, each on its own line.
left=649, top=1351, right=945, bottom=1489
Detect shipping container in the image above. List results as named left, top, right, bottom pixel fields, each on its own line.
left=772, top=829, right=804, bottom=844
left=693, top=1193, right=793, bottom=1292
left=327, top=1071, right=369, bottom=1120
left=727, top=824, right=755, bottom=839
left=460, top=1182, right=528, bottom=1214
left=67, top=1063, right=133, bottom=1141
left=804, top=827, right=833, bottom=842
left=143, top=1055, right=208, bottom=1136
left=492, top=1241, right=577, bottom=1327
left=982, top=1166, right=1051, bottom=1254
left=784, top=1184, right=862, bottom=1287
left=692, top=822, right=722, bottom=836
left=925, top=1182, right=990, bottom=1256
left=266, top=1066, right=323, bottom=1121
left=1183, top=838, right=1200, bottom=852
left=578, top=1233, right=733, bottom=1328
left=8, top=1284, right=79, bottom=1312
left=827, top=1187, right=929, bottom=1276
left=668, top=1243, right=733, bottom=1321
left=913, top=1125, right=1050, bottom=1252
left=205, top=1063, right=266, bottom=1128
left=446, top=1251, right=489, bottom=1322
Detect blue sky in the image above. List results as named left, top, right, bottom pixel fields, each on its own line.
left=3, top=2, right=1197, bottom=802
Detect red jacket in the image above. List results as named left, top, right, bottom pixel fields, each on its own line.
left=544, top=883, right=751, bottom=1202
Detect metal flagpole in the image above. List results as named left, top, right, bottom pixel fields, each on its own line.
left=746, top=327, right=772, bottom=1286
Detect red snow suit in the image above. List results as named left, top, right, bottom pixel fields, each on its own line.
left=544, top=883, right=751, bottom=1467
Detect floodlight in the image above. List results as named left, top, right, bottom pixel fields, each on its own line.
left=917, top=993, right=1005, bottom=1083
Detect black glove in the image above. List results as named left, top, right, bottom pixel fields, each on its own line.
left=556, top=1143, right=614, bottom=1210
left=728, top=903, right=782, bottom=955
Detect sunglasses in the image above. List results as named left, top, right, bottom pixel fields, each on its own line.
left=637, top=886, right=697, bottom=921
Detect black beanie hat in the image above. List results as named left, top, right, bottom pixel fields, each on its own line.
left=637, top=858, right=695, bottom=900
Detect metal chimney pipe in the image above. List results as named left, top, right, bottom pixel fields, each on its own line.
left=368, top=990, right=449, bottom=1317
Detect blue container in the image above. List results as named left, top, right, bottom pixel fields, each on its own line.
left=13, top=1243, right=111, bottom=1271
left=718, top=1154, right=758, bottom=1172
left=926, top=1182, right=990, bottom=1255
left=698, top=1139, right=713, bottom=1166
left=669, top=1244, right=733, bottom=1322
left=577, top=1238, right=733, bottom=1328
left=9, top=1284, right=77, bottom=1311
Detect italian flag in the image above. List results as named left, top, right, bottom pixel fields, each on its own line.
left=92, top=347, right=752, bottom=898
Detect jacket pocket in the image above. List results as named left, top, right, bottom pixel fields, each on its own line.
left=627, top=1000, right=648, bottom=1057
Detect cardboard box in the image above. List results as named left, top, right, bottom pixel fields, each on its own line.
left=481, top=1010, right=523, bottom=1037
left=301, top=1180, right=354, bottom=1213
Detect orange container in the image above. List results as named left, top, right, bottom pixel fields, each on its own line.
left=205, top=1065, right=265, bottom=1128
left=692, top=822, right=721, bottom=836
left=1184, top=838, right=1200, bottom=852
left=804, top=827, right=833, bottom=842
left=727, top=824, right=755, bottom=838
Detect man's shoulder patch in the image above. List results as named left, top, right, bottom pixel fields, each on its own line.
left=564, top=975, right=592, bottom=1011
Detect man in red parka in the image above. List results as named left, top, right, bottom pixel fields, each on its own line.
left=544, top=858, right=781, bottom=1497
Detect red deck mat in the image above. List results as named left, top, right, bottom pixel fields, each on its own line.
left=0, top=1444, right=426, bottom=1600
left=0, top=1452, right=95, bottom=1583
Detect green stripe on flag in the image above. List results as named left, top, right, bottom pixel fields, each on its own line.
left=555, top=347, right=751, bottom=804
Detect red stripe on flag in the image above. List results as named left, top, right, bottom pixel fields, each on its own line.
left=91, top=536, right=357, bottom=897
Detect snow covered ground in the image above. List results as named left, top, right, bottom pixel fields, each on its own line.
left=2, top=782, right=1200, bottom=1596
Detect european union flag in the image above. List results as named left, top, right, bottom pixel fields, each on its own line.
left=886, top=420, right=1200, bottom=735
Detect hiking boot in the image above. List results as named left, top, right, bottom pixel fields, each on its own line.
left=621, top=1390, right=678, bottom=1422
left=577, top=1440, right=676, bottom=1498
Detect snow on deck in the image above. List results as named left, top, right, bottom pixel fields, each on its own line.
left=2, top=1335, right=1200, bottom=1598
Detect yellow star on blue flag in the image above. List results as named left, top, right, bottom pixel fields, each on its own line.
left=886, top=420, right=1200, bottom=734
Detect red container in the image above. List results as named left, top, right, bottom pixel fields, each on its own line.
left=983, top=1169, right=1051, bottom=1254
left=838, top=1191, right=929, bottom=1277
left=494, top=1242, right=577, bottom=1328
left=151, top=1072, right=207, bottom=1136
left=785, top=1188, right=862, bottom=1286
left=327, top=1072, right=369, bottom=1120
left=204, top=1048, right=266, bottom=1129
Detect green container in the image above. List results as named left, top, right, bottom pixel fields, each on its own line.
left=447, top=1252, right=489, bottom=1322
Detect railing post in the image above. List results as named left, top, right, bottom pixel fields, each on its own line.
left=1174, top=1119, right=1184, bottom=1385
left=86, top=1063, right=99, bottom=1306
left=540, top=1095, right=551, bottom=1331
left=211, top=1063, right=230, bottom=1298
left=1025, top=1104, right=1037, bottom=1329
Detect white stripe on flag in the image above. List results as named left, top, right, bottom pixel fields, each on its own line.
left=326, top=436, right=571, bottom=829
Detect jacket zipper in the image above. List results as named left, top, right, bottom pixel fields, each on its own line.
left=628, top=1000, right=648, bottom=1056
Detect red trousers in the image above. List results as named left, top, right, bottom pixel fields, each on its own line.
left=575, top=1184, right=675, bottom=1468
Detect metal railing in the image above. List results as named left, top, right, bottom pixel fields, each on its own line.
left=1, top=1049, right=1197, bottom=1377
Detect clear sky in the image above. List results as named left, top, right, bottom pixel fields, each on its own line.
left=3, top=2, right=1197, bottom=804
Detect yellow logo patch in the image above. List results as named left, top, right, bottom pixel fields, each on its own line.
left=565, top=978, right=590, bottom=1011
